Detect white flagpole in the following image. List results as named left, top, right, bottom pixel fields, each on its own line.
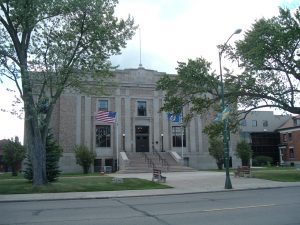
left=116, top=120, right=119, bottom=171
left=181, top=111, right=184, bottom=161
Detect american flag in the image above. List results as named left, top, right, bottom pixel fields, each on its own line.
left=96, top=111, right=117, bottom=123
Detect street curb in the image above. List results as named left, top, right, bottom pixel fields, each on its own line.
left=1, top=185, right=299, bottom=203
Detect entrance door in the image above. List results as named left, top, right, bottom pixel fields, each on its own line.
left=136, top=126, right=149, bottom=152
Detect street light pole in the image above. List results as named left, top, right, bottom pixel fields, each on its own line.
left=161, top=133, right=164, bottom=152
left=219, top=28, right=242, bottom=189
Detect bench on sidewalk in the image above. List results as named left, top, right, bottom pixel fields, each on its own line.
left=152, top=169, right=166, bottom=183
left=234, top=166, right=251, bottom=178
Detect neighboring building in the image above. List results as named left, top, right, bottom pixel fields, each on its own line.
left=50, top=67, right=233, bottom=172
left=239, top=111, right=291, bottom=165
left=277, top=115, right=300, bottom=167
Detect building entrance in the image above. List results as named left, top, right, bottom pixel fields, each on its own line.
left=135, top=126, right=149, bottom=152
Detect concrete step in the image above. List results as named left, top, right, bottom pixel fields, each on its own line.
left=119, top=152, right=196, bottom=174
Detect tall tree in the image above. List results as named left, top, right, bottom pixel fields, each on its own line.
left=226, top=7, right=300, bottom=114
left=0, top=0, right=136, bottom=186
left=157, top=7, right=300, bottom=132
left=156, top=57, right=239, bottom=128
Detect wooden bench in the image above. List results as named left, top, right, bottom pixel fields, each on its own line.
left=234, top=166, right=251, bottom=178
left=152, top=169, right=166, bottom=183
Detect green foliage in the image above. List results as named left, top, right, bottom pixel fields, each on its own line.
left=157, top=58, right=219, bottom=117
left=235, top=140, right=252, bottom=166
left=226, top=7, right=300, bottom=114
left=252, top=156, right=273, bottom=167
left=157, top=57, right=239, bottom=135
left=2, top=137, right=26, bottom=176
left=208, top=137, right=224, bottom=170
left=24, top=132, right=63, bottom=182
left=74, top=145, right=96, bottom=174
left=0, top=0, right=136, bottom=185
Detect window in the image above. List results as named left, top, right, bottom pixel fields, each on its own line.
left=240, top=119, right=247, bottom=126
left=96, top=125, right=111, bottom=147
left=262, top=120, right=268, bottom=127
left=282, top=134, right=287, bottom=142
left=172, top=126, right=186, bottom=147
left=293, top=118, right=300, bottom=126
left=137, top=101, right=147, bottom=116
left=98, top=100, right=108, bottom=111
left=288, top=133, right=292, bottom=141
left=289, top=147, right=295, bottom=159
left=252, top=120, right=257, bottom=127
left=239, top=132, right=250, bottom=141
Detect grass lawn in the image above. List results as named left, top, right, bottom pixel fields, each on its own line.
left=251, top=167, right=300, bottom=182
left=0, top=173, right=171, bottom=194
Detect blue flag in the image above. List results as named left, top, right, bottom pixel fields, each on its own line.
left=213, top=112, right=222, bottom=123
left=167, top=113, right=181, bottom=122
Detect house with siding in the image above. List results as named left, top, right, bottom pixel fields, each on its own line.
left=277, top=115, right=300, bottom=167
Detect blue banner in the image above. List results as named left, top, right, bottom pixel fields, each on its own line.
left=167, top=113, right=181, bottom=122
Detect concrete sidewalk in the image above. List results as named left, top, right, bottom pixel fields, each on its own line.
left=1, top=171, right=300, bottom=202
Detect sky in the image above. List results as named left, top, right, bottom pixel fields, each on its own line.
left=0, top=0, right=299, bottom=143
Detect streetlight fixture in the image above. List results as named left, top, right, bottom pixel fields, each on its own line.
left=122, top=133, right=125, bottom=151
left=218, top=28, right=242, bottom=189
left=161, top=133, right=164, bottom=152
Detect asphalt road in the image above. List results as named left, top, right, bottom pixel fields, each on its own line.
left=1, top=187, right=300, bottom=225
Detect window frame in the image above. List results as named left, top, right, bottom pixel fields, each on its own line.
left=252, top=120, right=257, bottom=127
left=172, top=126, right=186, bottom=147
left=96, top=125, right=111, bottom=148
left=282, top=133, right=287, bottom=142
left=289, top=147, right=295, bottom=159
left=98, top=99, right=108, bottom=112
left=240, top=119, right=247, bottom=126
left=262, top=120, right=268, bottom=127
left=288, top=133, right=292, bottom=141
left=137, top=100, right=147, bottom=116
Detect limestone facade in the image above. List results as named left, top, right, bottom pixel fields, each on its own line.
left=51, top=67, right=237, bottom=172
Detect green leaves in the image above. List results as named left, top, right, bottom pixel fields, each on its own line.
left=227, top=7, right=300, bottom=114
left=157, top=57, right=220, bottom=116
left=74, top=144, right=96, bottom=174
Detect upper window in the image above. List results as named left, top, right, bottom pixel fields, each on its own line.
left=289, top=147, right=295, bottom=159
left=252, top=120, right=257, bottom=127
left=98, top=100, right=108, bottom=111
left=96, top=125, right=111, bottom=147
left=172, top=126, right=186, bottom=147
left=282, top=133, right=287, bottom=142
left=293, top=118, right=300, bottom=126
left=137, top=101, right=147, bottom=116
left=288, top=133, right=292, bottom=141
left=240, top=119, right=247, bottom=126
left=262, top=120, right=268, bottom=127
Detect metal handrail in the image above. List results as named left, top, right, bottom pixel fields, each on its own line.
left=144, top=153, right=155, bottom=169
left=153, top=150, right=169, bottom=171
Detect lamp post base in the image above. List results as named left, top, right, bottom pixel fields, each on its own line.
left=224, top=175, right=232, bottom=189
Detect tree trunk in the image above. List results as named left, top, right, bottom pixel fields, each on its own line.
left=83, top=166, right=89, bottom=174
left=217, top=160, right=223, bottom=170
left=11, top=165, right=18, bottom=176
left=242, top=159, right=249, bottom=166
left=25, top=111, right=47, bottom=186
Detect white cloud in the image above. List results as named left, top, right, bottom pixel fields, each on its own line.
left=112, top=0, right=285, bottom=73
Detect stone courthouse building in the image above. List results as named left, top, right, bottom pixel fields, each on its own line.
left=51, top=66, right=236, bottom=172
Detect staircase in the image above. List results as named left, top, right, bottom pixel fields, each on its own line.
left=118, top=152, right=195, bottom=173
